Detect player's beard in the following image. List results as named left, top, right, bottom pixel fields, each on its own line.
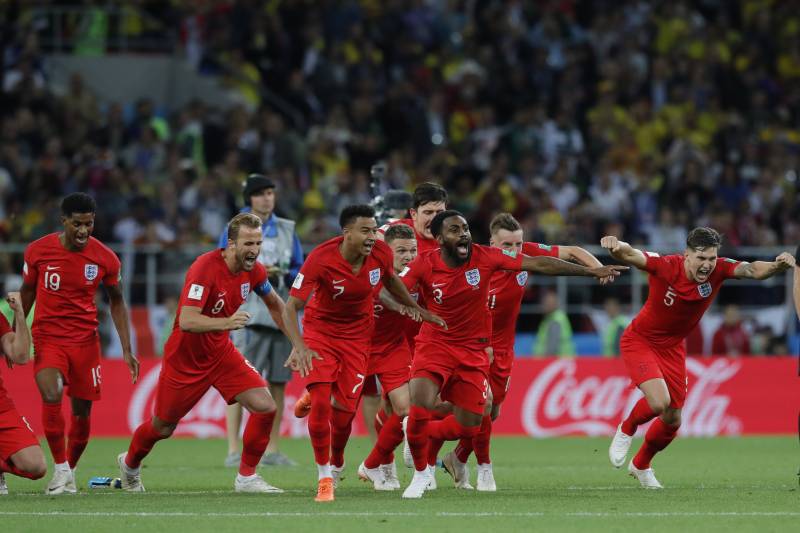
left=443, top=238, right=471, bottom=265
left=239, top=250, right=258, bottom=271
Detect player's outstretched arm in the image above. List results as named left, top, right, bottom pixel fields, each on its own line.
left=20, top=281, right=36, bottom=318
left=179, top=306, right=250, bottom=333
left=733, top=252, right=796, bottom=280
left=281, top=295, right=321, bottom=377
left=520, top=255, right=628, bottom=280
left=1, top=292, right=31, bottom=365
left=260, top=290, right=288, bottom=336
left=383, top=272, right=446, bottom=328
left=558, top=245, right=615, bottom=285
left=106, top=284, right=139, bottom=384
left=599, top=236, right=648, bottom=269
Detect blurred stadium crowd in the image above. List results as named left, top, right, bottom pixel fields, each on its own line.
left=3, top=0, right=800, bottom=253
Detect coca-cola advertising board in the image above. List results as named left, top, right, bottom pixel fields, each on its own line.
left=2, top=357, right=797, bottom=437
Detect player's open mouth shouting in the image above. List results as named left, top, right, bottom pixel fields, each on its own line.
left=455, top=237, right=471, bottom=259
left=363, top=238, right=375, bottom=254
left=243, top=252, right=258, bottom=270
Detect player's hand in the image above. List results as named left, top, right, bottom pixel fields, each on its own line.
left=420, top=310, right=447, bottom=329
left=775, top=252, right=796, bottom=270
left=123, top=352, right=140, bottom=384
left=5, top=291, right=22, bottom=313
left=226, top=310, right=251, bottom=330
left=399, top=305, right=422, bottom=322
left=485, top=346, right=494, bottom=365
left=285, top=346, right=322, bottom=377
left=600, top=236, right=622, bottom=253
left=587, top=265, right=628, bottom=281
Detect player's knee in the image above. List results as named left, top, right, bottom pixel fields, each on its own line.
left=393, top=403, right=409, bottom=417
left=152, top=419, right=177, bottom=438
left=250, top=398, right=277, bottom=415
left=662, top=409, right=681, bottom=427
left=40, top=389, right=62, bottom=404
left=16, top=455, right=47, bottom=479
left=648, top=397, right=670, bottom=415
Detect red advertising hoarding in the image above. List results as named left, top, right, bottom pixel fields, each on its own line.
left=3, top=357, right=797, bottom=437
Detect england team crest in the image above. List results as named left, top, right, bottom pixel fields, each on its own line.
left=698, top=282, right=712, bottom=298
left=516, top=272, right=528, bottom=286
left=241, top=282, right=250, bottom=300
left=84, top=264, right=98, bottom=281
left=369, top=268, right=381, bottom=286
left=465, top=268, right=480, bottom=286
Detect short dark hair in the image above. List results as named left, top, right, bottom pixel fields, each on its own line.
left=430, top=209, right=465, bottom=238
left=412, top=182, right=448, bottom=209
left=686, top=227, right=722, bottom=251
left=489, top=213, right=522, bottom=235
left=61, top=193, right=96, bottom=217
left=340, top=204, right=376, bottom=229
left=228, top=213, right=263, bottom=241
left=384, top=223, right=415, bottom=243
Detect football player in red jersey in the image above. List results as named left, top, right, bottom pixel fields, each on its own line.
left=0, top=291, right=46, bottom=494
left=357, top=223, right=419, bottom=490
left=282, top=204, right=443, bottom=502
left=604, top=228, right=794, bottom=488
left=378, top=182, right=446, bottom=255
left=20, top=193, right=137, bottom=494
left=118, top=213, right=293, bottom=494
left=443, top=213, right=609, bottom=491
left=399, top=210, right=626, bottom=498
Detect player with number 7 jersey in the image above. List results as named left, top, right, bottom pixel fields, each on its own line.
left=20, top=193, right=136, bottom=495
left=282, top=205, right=442, bottom=502
left=602, top=228, right=795, bottom=489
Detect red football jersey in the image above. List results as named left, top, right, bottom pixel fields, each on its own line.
left=370, top=281, right=418, bottom=357
left=0, top=314, right=13, bottom=411
left=290, top=237, right=395, bottom=342
left=629, top=253, right=740, bottom=348
left=380, top=218, right=440, bottom=255
left=164, top=250, right=270, bottom=372
left=23, top=234, right=121, bottom=345
left=399, top=244, right=523, bottom=356
left=489, top=242, right=560, bottom=352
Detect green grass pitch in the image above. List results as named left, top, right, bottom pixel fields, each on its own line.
left=1, top=436, right=797, bottom=532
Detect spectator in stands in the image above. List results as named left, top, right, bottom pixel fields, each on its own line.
left=602, top=297, right=629, bottom=357
left=534, top=290, right=575, bottom=357
left=711, top=305, right=751, bottom=356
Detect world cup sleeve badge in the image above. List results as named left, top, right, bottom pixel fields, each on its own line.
left=369, top=268, right=381, bottom=286
left=84, top=264, right=98, bottom=281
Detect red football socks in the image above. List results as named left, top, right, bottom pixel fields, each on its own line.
left=0, top=457, right=44, bottom=480
left=239, top=411, right=276, bottom=477
left=42, top=402, right=66, bottom=464
left=407, top=405, right=431, bottom=471
left=426, top=414, right=480, bottom=466
left=125, top=419, right=167, bottom=469
left=67, top=415, right=91, bottom=469
left=621, top=397, right=657, bottom=436
left=633, top=417, right=679, bottom=470
left=374, top=407, right=387, bottom=434
left=364, top=412, right=403, bottom=469
left=329, top=407, right=354, bottom=468
left=472, top=415, right=493, bottom=464
left=307, top=384, right=332, bottom=466
left=454, top=438, right=473, bottom=463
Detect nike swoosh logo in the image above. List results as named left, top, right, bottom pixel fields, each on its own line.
left=489, top=288, right=499, bottom=293
left=332, top=279, right=345, bottom=284
left=46, top=266, right=60, bottom=271
left=432, top=282, right=446, bottom=287
left=217, top=292, right=227, bottom=297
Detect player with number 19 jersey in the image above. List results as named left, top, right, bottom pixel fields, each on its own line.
left=23, top=234, right=121, bottom=400
left=289, top=236, right=395, bottom=411
left=487, top=242, right=559, bottom=404
left=156, top=250, right=273, bottom=422
left=399, top=245, right=523, bottom=414
left=621, top=253, right=740, bottom=407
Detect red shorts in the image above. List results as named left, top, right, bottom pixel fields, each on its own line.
left=154, top=345, right=266, bottom=424
left=303, top=336, right=369, bottom=413
left=620, top=328, right=687, bottom=409
left=489, top=348, right=514, bottom=406
left=0, top=406, right=39, bottom=460
left=412, top=340, right=490, bottom=415
left=362, top=375, right=379, bottom=397
left=34, top=338, right=102, bottom=401
left=368, top=341, right=412, bottom=395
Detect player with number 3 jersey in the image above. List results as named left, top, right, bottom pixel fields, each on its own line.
left=603, top=227, right=795, bottom=489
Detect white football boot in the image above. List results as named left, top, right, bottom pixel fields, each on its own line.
left=402, top=468, right=433, bottom=499
left=358, top=462, right=392, bottom=491
left=442, top=451, right=474, bottom=490
left=45, top=466, right=76, bottom=495
left=380, top=462, right=401, bottom=490
left=234, top=473, right=284, bottom=493
left=628, top=459, right=663, bottom=489
left=117, top=452, right=145, bottom=492
left=609, top=424, right=633, bottom=468
left=476, top=463, right=497, bottom=492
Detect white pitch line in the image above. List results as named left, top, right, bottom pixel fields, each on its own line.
left=0, top=511, right=797, bottom=518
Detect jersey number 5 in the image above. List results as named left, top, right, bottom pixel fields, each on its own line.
left=664, top=287, right=676, bottom=307
left=44, top=271, right=61, bottom=291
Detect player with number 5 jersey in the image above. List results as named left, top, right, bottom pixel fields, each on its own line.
left=118, top=213, right=295, bottom=495
left=602, top=228, right=795, bottom=489
left=399, top=210, right=627, bottom=499
left=20, top=193, right=137, bottom=495
left=282, top=204, right=443, bottom=502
